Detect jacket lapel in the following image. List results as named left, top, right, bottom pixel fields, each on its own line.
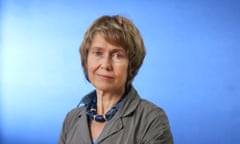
left=96, top=117, right=123, bottom=143
left=96, top=87, right=140, bottom=143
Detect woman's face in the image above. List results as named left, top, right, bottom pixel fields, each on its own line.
left=87, top=34, right=129, bottom=94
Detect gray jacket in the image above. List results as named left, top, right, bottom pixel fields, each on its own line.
left=59, top=87, right=173, bottom=144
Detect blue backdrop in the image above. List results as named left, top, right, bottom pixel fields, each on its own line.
left=1, top=0, right=240, bottom=144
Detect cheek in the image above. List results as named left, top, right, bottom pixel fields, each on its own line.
left=86, top=57, right=96, bottom=71
left=86, top=60, right=94, bottom=76
left=117, top=64, right=128, bottom=79
left=87, top=63, right=94, bottom=75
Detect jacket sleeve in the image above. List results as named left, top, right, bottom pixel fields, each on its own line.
left=141, top=108, right=174, bottom=144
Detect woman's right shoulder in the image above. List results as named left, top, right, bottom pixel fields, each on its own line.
left=64, top=106, right=85, bottom=121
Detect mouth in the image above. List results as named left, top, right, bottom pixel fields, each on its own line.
left=96, top=74, right=114, bottom=80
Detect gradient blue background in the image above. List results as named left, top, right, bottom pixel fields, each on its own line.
left=1, top=0, right=240, bottom=144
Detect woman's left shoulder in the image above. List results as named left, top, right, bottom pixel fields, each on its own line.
left=138, top=99, right=168, bottom=118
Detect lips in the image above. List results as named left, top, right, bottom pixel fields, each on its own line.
left=96, top=74, right=114, bottom=80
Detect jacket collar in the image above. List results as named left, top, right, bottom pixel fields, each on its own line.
left=116, top=86, right=140, bottom=117
left=78, top=85, right=140, bottom=117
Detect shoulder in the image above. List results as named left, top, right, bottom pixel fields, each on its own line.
left=62, top=106, right=85, bottom=128
left=64, top=106, right=85, bottom=120
left=59, top=106, right=87, bottom=143
left=139, top=99, right=167, bottom=115
left=123, top=86, right=168, bottom=120
left=136, top=99, right=173, bottom=143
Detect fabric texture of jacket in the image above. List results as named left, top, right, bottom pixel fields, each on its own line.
left=59, top=87, right=173, bottom=144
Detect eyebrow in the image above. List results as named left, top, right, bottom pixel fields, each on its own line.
left=111, top=48, right=125, bottom=54
left=90, top=46, right=125, bottom=52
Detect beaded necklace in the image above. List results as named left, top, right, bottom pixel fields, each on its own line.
left=87, top=94, right=125, bottom=122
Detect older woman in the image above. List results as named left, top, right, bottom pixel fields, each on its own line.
left=59, top=15, right=173, bottom=144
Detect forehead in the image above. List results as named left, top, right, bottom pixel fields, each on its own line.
left=90, top=34, right=125, bottom=51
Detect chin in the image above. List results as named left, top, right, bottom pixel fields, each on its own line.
left=93, top=83, right=113, bottom=91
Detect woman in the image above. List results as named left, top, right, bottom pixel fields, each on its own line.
left=59, top=15, right=173, bottom=144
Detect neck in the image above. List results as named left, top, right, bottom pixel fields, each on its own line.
left=96, top=89, right=125, bottom=115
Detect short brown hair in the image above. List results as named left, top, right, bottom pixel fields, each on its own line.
left=80, top=15, right=146, bottom=87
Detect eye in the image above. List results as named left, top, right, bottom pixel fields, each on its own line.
left=112, top=52, right=125, bottom=59
left=94, top=51, right=102, bottom=56
left=91, top=50, right=102, bottom=57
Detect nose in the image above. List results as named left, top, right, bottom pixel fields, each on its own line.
left=100, top=55, right=112, bottom=70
